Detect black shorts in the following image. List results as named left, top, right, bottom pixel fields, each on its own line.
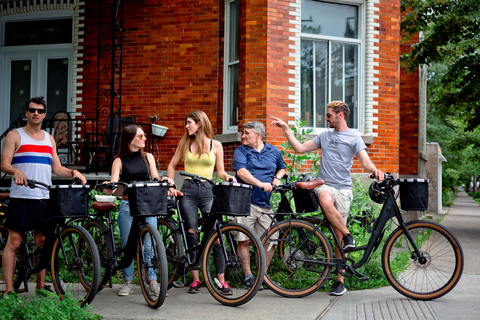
left=5, top=198, right=51, bottom=232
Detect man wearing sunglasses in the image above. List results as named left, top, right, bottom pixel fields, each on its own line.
left=1, top=96, right=87, bottom=297
left=271, top=100, right=384, bottom=297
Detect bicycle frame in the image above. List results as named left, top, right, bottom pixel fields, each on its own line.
left=269, top=178, right=425, bottom=277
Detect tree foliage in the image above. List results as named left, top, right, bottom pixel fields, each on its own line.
left=401, top=0, right=480, bottom=130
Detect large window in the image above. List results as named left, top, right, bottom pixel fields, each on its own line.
left=301, top=0, right=361, bottom=129
left=224, top=0, right=240, bottom=132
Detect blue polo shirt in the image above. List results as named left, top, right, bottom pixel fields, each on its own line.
left=232, top=143, right=286, bottom=208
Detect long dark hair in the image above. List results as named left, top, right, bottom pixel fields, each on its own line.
left=178, top=110, right=213, bottom=161
left=117, top=125, right=147, bottom=166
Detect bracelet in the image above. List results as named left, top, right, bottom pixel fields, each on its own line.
left=71, top=169, right=75, bottom=177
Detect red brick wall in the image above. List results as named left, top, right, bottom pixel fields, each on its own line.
left=80, top=0, right=223, bottom=171
left=399, top=13, right=420, bottom=176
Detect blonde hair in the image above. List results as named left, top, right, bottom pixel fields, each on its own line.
left=178, top=110, right=214, bottom=161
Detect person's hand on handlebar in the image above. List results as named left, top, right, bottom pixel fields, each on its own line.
left=13, top=169, right=28, bottom=187
left=260, top=182, right=273, bottom=193
left=226, top=175, right=237, bottom=183
left=102, top=181, right=116, bottom=195
left=370, top=169, right=385, bottom=182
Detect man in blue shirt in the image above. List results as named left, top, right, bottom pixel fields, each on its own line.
left=232, top=120, right=286, bottom=287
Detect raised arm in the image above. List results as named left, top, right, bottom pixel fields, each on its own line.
left=270, top=117, right=318, bottom=153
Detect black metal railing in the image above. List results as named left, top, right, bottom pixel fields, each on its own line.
left=0, top=112, right=153, bottom=177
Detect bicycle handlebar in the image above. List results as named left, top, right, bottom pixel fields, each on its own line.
left=270, top=179, right=326, bottom=193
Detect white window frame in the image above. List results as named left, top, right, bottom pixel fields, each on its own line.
left=299, top=0, right=365, bottom=134
left=223, top=0, right=240, bottom=134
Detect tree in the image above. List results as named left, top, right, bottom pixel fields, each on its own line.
left=401, top=0, right=480, bottom=130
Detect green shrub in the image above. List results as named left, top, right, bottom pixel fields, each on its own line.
left=0, top=292, right=102, bottom=320
left=442, top=188, right=456, bottom=206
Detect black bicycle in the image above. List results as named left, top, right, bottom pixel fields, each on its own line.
left=0, top=179, right=100, bottom=306
left=261, top=173, right=464, bottom=300
left=157, top=172, right=266, bottom=306
left=74, top=180, right=168, bottom=309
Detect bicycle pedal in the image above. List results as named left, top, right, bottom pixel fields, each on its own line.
left=172, top=281, right=184, bottom=288
left=359, top=276, right=370, bottom=282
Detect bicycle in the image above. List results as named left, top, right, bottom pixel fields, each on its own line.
left=157, top=172, right=266, bottom=306
left=0, top=179, right=101, bottom=306
left=76, top=180, right=168, bottom=309
left=261, top=173, right=464, bottom=300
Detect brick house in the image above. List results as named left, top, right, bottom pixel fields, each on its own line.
left=0, top=0, right=424, bottom=180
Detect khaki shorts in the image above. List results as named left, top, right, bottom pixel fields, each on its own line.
left=313, top=185, right=353, bottom=223
left=230, top=204, right=277, bottom=243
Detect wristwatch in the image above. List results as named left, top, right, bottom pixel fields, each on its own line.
left=274, top=175, right=282, bottom=180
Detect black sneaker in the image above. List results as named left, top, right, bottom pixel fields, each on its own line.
left=329, top=280, right=346, bottom=296
left=244, top=275, right=255, bottom=288
left=35, top=285, right=57, bottom=298
left=342, top=233, right=355, bottom=250
left=188, top=280, right=202, bottom=294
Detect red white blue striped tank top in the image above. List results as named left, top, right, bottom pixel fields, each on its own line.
left=10, top=128, right=53, bottom=199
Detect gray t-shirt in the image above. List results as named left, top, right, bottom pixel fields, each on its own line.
left=312, top=129, right=366, bottom=189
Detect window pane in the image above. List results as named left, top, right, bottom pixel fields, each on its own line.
left=47, top=58, right=69, bottom=117
left=301, top=0, right=358, bottom=39
left=229, top=0, right=240, bottom=62
left=344, top=44, right=359, bottom=128
left=314, top=41, right=328, bottom=128
left=301, top=40, right=314, bottom=127
left=10, top=60, right=31, bottom=124
left=331, top=42, right=344, bottom=102
left=5, top=18, right=72, bottom=46
left=228, top=63, right=239, bottom=126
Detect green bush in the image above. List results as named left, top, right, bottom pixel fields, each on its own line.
left=442, top=188, right=456, bottom=206
left=0, top=292, right=102, bottom=320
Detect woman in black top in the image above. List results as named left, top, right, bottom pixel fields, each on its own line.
left=106, top=125, right=173, bottom=297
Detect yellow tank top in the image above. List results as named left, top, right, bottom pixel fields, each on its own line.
left=184, top=142, right=216, bottom=180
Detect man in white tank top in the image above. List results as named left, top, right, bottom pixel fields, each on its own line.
left=0, top=96, right=87, bottom=296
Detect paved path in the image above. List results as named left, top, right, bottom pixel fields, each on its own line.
left=85, top=191, right=480, bottom=319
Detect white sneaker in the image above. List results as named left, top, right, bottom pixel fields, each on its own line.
left=147, top=282, right=160, bottom=297
left=118, top=282, right=134, bottom=296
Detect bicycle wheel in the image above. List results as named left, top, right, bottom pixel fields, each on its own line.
left=157, top=218, right=184, bottom=288
left=202, top=222, right=266, bottom=306
left=261, top=219, right=333, bottom=298
left=382, top=220, right=464, bottom=300
left=83, top=219, right=113, bottom=292
left=50, top=225, right=100, bottom=306
left=137, top=223, right=168, bottom=309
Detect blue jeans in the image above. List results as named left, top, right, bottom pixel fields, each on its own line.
left=117, top=200, right=158, bottom=281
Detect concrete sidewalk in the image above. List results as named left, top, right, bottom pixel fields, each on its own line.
left=86, top=191, right=479, bottom=319
left=321, top=191, right=480, bottom=320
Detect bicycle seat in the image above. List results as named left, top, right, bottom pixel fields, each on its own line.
left=0, top=192, right=10, bottom=201
left=92, top=201, right=117, bottom=211
left=295, top=179, right=325, bottom=190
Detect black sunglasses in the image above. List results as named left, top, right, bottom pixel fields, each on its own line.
left=28, top=108, right=46, bottom=114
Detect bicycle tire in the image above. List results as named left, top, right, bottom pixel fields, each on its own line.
left=157, top=218, right=184, bottom=288
left=137, top=223, right=168, bottom=309
left=261, top=219, right=333, bottom=298
left=382, top=220, right=464, bottom=300
left=202, top=222, right=266, bottom=306
left=50, top=225, right=100, bottom=306
left=83, top=219, right=113, bottom=292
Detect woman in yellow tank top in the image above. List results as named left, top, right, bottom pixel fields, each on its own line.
left=167, top=110, right=236, bottom=295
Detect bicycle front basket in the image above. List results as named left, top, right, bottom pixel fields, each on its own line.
left=214, top=182, right=252, bottom=216
left=399, top=179, right=429, bottom=211
left=127, top=182, right=169, bottom=217
left=49, top=184, right=90, bottom=218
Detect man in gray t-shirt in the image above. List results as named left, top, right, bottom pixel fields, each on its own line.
left=271, top=100, right=384, bottom=296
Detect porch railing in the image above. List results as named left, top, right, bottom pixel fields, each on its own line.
left=0, top=112, right=154, bottom=177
